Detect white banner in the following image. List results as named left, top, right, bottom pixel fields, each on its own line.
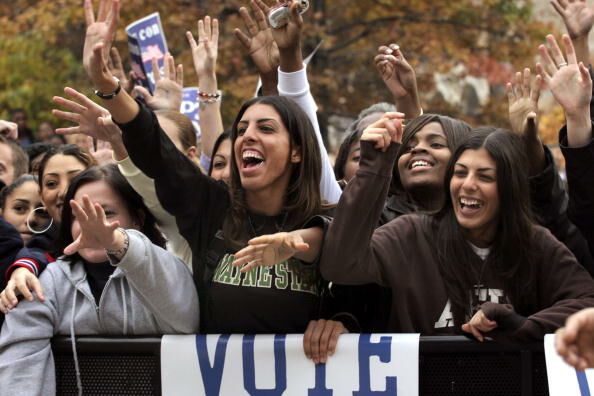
left=545, top=334, right=594, bottom=396
left=161, top=333, right=420, bottom=396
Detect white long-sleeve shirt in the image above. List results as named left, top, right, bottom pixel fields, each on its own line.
left=277, top=66, right=342, bottom=204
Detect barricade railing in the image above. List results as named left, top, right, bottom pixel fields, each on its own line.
left=51, top=335, right=549, bottom=395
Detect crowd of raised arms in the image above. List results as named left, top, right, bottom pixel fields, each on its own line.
left=2, top=0, right=594, bottom=392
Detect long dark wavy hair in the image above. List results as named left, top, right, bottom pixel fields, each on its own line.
left=432, top=127, right=537, bottom=326
left=224, top=96, right=324, bottom=248
left=391, top=114, right=472, bottom=196
left=55, top=164, right=166, bottom=262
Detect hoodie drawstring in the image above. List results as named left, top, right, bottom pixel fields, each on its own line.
left=120, top=280, right=128, bottom=335
left=70, top=290, right=83, bottom=396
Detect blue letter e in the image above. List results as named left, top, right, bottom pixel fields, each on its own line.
left=353, top=334, right=397, bottom=395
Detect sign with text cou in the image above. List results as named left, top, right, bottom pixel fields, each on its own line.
left=161, top=333, right=419, bottom=396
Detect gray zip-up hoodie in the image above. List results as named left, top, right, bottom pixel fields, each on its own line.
left=0, top=230, right=199, bottom=396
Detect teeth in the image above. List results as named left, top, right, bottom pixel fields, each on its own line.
left=460, top=198, right=483, bottom=208
left=411, top=160, right=431, bottom=169
left=242, top=151, right=264, bottom=160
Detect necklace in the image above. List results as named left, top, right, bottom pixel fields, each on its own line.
left=471, top=260, right=488, bottom=314
left=247, top=211, right=289, bottom=237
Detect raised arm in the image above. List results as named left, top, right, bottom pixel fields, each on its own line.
left=375, top=44, right=423, bottom=119
left=234, top=0, right=280, bottom=95
left=540, top=34, right=594, bottom=255
left=506, top=68, right=546, bottom=175
left=133, top=54, right=184, bottom=112
left=320, top=114, right=406, bottom=285
left=83, top=0, right=139, bottom=123
left=538, top=34, right=592, bottom=147
left=551, top=0, right=593, bottom=66
left=263, top=0, right=342, bottom=203
left=187, top=16, right=224, bottom=160
left=532, top=34, right=594, bottom=272
left=81, top=0, right=227, bottom=221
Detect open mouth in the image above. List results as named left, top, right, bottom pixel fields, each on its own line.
left=242, top=150, right=265, bottom=170
left=409, top=159, right=434, bottom=170
left=459, top=197, right=484, bottom=214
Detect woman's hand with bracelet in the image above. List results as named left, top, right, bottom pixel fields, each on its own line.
left=83, top=0, right=120, bottom=91
left=64, top=195, right=127, bottom=260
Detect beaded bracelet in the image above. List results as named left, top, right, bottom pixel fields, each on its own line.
left=198, top=91, right=221, bottom=99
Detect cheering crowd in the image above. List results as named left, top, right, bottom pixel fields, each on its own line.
left=2, top=0, right=594, bottom=393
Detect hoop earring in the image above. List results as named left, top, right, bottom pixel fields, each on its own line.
left=27, top=207, right=53, bottom=234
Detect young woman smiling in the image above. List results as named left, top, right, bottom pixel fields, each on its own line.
left=82, top=0, right=329, bottom=333
left=319, top=122, right=594, bottom=341
left=0, top=175, right=42, bottom=244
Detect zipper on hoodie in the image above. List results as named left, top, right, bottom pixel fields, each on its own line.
left=96, top=275, right=117, bottom=333
left=74, top=278, right=106, bottom=333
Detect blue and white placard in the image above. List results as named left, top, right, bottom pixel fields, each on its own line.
left=545, top=333, right=594, bottom=395
left=180, top=87, right=200, bottom=137
left=125, top=12, right=169, bottom=94
left=161, top=333, right=420, bottom=396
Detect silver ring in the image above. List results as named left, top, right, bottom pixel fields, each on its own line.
left=558, top=62, right=568, bottom=68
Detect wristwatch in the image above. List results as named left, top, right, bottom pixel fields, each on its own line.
left=105, top=227, right=129, bottom=264
left=94, top=77, right=121, bottom=100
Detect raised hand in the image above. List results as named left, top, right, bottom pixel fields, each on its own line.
left=537, top=35, right=591, bottom=114
left=360, top=112, right=405, bottom=152
left=52, top=87, right=127, bottom=160
left=53, top=87, right=110, bottom=139
left=89, top=138, right=116, bottom=165
left=556, top=308, right=594, bottom=370
left=506, top=68, right=543, bottom=139
left=234, top=0, right=280, bottom=81
left=375, top=45, right=417, bottom=100
left=133, top=54, right=183, bottom=111
left=375, top=44, right=422, bottom=119
left=107, top=47, right=137, bottom=94
left=83, top=0, right=120, bottom=75
left=64, top=194, right=122, bottom=256
left=269, top=0, right=303, bottom=52
left=186, top=16, right=219, bottom=80
left=551, top=0, right=594, bottom=39
left=0, top=120, right=18, bottom=140
left=232, top=231, right=310, bottom=273
left=461, top=309, right=498, bottom=342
